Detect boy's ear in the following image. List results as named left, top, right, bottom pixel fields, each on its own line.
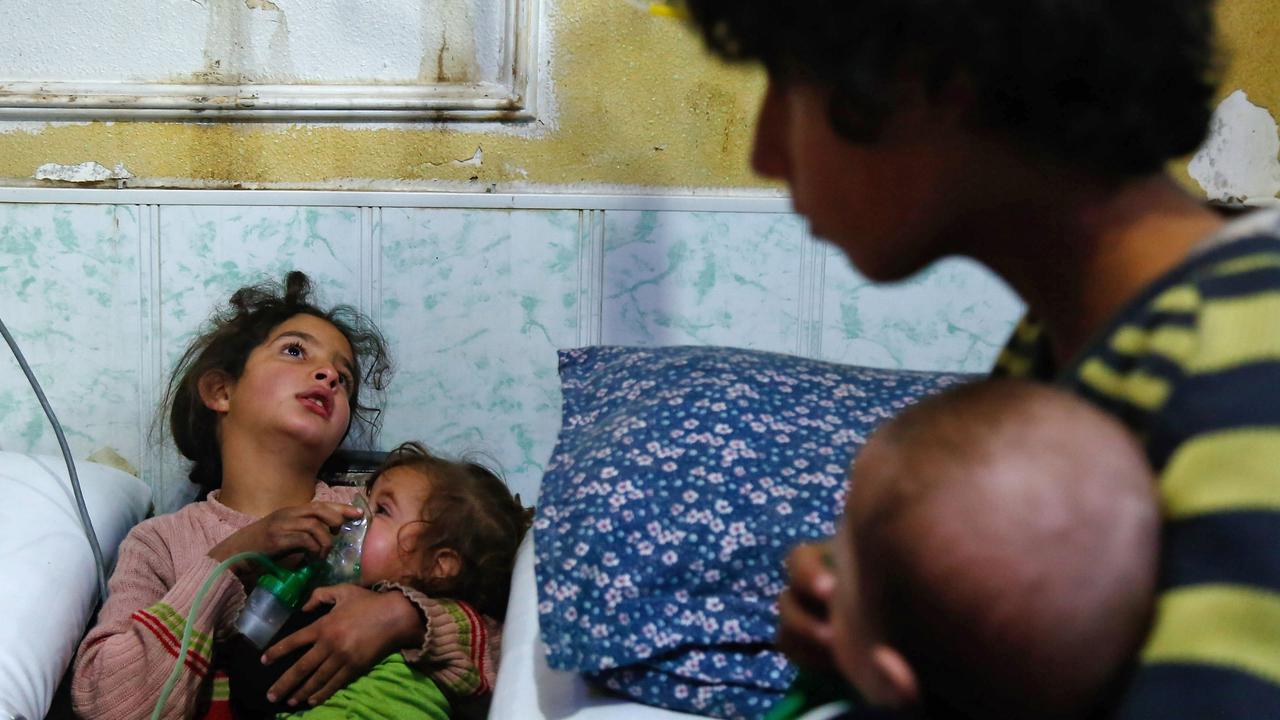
left=197, top=369, right=234, bottom=414
left=867, top=644, right=919, bottom=709
left=428, top=548, right=462, bottom=582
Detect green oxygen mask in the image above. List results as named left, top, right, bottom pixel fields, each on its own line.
left=234, top=494, right=371, bottom=649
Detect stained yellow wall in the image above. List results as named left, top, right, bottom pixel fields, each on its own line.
left=1218, top=0, right=1280, bottom=112
left=1171, top=0, right=1280, bottom=191
left=0, top=0, right=1273, bottom=192
left=0, top=0, right=770, bottom=191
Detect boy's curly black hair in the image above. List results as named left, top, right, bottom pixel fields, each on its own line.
left=683, top=0, right=1221, bottom=177
left=368, top=442, right=534, bottom=621
left=164, top=271, right=392, bottom=496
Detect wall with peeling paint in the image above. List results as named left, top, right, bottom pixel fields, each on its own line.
left=1188, top=0, right=1280, bottom=205
left=0, top=0, right=1273, bottom=194
left=0, top=0, right=769, bottom=192
left=1190, top=91, right=1280, bottom=205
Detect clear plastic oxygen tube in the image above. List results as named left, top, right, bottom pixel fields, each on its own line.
left=152, top=551, right=276, bottom=720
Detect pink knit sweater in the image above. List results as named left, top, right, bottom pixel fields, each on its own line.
left=72, top=483, right=501, bottom=720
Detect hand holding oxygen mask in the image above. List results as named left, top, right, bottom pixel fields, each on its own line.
left=235, top=494, right=372, bottom=649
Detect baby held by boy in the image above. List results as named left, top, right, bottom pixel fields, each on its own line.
left=816, top=379, right=1157, bottom=719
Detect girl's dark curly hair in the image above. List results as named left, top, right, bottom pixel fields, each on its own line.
left=684, top=0, right=1221, bottom=178
left=368, top=442, right=534, bottom=621
left=163, top=271, right=392, bottom=496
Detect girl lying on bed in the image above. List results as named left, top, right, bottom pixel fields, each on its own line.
left=71, top=271, right=516, bottom=719
left=226, top=441, right=533, bottom=720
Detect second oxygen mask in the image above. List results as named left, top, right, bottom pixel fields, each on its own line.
left=234, top=494, right=370, bottom=649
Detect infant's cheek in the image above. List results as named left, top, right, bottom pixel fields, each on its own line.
left=359, top=534, right=390, bottom=583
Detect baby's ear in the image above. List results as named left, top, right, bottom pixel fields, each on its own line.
left=867, top=644, right=919, bottom=709
left=428, top=548, right=462, bottom=582
left=197, top=369, right=234, bottom=414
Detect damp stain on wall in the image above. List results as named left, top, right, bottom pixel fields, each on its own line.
left=0, top=0, right=766, bottom=190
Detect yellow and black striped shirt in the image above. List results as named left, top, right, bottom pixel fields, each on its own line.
left=993, top=212, right=1280, bottom=718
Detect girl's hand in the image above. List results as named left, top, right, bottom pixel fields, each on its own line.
left=208, top=501, right=363, bottom=567
left=262, top=584, right=425, bottom=707
left=776, top=539, right=838, bottom=670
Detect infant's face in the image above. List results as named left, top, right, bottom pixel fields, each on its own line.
left=360, top=466, right=433, bottom=586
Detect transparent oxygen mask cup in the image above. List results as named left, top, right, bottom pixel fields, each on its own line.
left=323, top=493, right=369, bottom=585
left=235, top=494, right=371, bottom=648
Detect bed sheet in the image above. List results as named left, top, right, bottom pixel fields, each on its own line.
left=490, top=532, right=702, bottom=720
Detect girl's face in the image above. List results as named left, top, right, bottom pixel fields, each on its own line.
left=219, top=313, right=356, bottom=460
left=360, top=466, right=434, bottom=586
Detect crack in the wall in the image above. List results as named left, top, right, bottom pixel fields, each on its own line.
left=422, top=146, right=484, bottom=169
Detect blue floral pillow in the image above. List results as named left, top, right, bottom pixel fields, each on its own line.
left=534, top=346, right=972, bottom=718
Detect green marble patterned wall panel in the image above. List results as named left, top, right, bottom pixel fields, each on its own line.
left=819, top=246, right=1024, bottom=372
left=0, top=201, right=1027, bottom=511
left=601, top=211, right=808, bottom=351
left=0, top=204, right=143, bottom=468
left=377, top=208, right=581, bottom=502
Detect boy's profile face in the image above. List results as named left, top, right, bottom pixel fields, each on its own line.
left=751, top=77, right=988, bottom=283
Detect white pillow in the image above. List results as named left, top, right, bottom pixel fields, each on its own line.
left=0, top=452, right=151, bottom=720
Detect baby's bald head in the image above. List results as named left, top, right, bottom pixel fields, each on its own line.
left=837, top=379, right=1158, bottom=719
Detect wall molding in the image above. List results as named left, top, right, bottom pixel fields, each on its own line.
left=0, top=188, right=794, bottom=213
left=136, top=204, right=165, bottom=491
left=359, top=206, right=382, bottom=330
left=0, top=0, right=541, bottom=123
left=576, top=209, right=606, bottom=346
left=797, top=228, right=827, bottom=358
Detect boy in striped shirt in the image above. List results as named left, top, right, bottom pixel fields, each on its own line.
left=681, top=0, right=1280, bottom=716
